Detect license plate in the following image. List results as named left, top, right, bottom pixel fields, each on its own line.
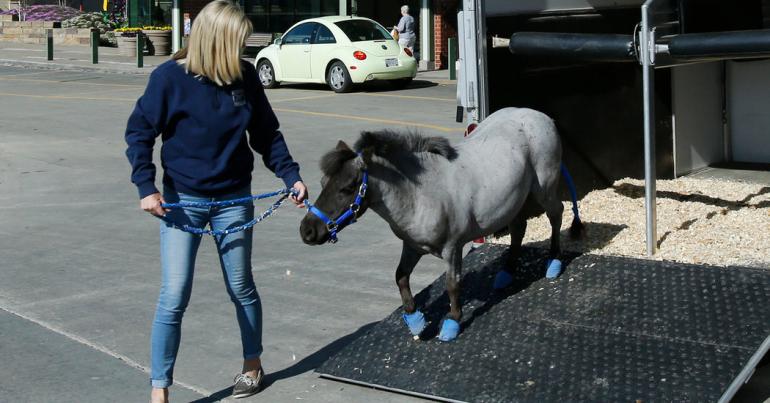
left=385, top=58, right=399, bottom=67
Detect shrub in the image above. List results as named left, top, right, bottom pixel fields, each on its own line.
left=101, top=30, right=117, bottom=47
left=62, top=12, right=113, bottom=34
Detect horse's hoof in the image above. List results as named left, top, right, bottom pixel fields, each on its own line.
left=437, top=319, right=460, bottom=342
left=402, top=310, right=426, bottom=336
left=545, top=258, right=563, bottom=279
left=493, top=270, right=514, bottom=290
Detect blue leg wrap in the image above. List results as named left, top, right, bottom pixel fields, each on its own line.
left=546, top=258, right=563, bottom=279
left=493, top=270, right=514, bottom=290
left=402, top=310, right=426, bottom=336
left=438, top=318, right=461, bottom=342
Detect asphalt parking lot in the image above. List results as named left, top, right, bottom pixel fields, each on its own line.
left=3, top=64, right=768, bottom=403
left=0, top=65, right=465, bottom=402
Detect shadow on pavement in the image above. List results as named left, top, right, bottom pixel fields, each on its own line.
left=265, top=80, right=438, bottom=94
left=189, top=322, right=377, bottom=402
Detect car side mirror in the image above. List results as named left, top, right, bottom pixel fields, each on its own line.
left=274, top=37, right=282, bottom=46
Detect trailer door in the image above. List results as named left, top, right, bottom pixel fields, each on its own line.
left=457, top=0, right=489, bottom=124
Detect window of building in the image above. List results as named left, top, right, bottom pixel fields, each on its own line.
left=131, top=0, right=172, bottom=26
left=243, top=0, right=339, bottom=34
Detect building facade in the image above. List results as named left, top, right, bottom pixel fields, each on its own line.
left=133, top=0, right=459, bottom=70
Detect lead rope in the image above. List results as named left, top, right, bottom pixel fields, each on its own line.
left=157, top=188, right=297, bottom=236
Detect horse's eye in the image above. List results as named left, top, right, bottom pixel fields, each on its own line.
left=341, top=184, right=356, bottom=194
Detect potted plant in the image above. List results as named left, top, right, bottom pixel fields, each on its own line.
left=142, top=25, right=172, bottom=56
left=115, top=27, right=142, bottom=56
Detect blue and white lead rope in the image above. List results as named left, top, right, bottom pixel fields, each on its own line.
left=157, top=188, right=298, bottom=237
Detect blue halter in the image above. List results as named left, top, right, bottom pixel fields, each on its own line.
left=305, top=170, right=368, bottom=243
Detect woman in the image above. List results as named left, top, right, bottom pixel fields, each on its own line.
left=395, top=5, right=416, bottom=53
left=124, top=1, right=307, bottom=401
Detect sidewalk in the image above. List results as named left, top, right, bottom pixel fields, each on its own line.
left=0, top=42, right=171, bottom=75
left=0, top=41, right=455, bottom=82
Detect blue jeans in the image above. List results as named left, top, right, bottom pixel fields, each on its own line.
left=150, top=186, right=262, bottom=388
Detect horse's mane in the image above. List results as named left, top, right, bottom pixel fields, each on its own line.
left=320, top=130, right=457, bottom=176
left=355, top=130, right=457, bottom=161
left=320, top=147, right=357, bottom=176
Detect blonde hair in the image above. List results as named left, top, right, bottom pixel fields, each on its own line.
left=173, top=0, right=252, bottom=86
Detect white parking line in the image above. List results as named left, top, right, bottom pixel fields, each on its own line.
left=0, top=305, right=211, bottom=398
left=356, top=93, right=455, bottom=102
left=269, top=94, right=336, bottom=103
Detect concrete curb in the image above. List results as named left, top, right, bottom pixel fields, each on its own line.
left=0, top=59, right=154, bottom=75
left=0, top=59, right=457, bottom=84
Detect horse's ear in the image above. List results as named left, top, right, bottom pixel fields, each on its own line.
left=354, top=146, right=374, bottom=170
left=336, top=140, right=352, bottom=152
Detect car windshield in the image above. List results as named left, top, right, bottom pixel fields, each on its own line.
left=335, top=19, right=392, bottom=42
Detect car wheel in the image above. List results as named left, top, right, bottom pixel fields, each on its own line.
left=389, top=77, right=413, bottom=89
left=257, top=59, right=279, bottom=89
left=327, top=61, right=352, bottom=93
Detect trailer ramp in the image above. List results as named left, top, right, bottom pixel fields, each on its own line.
left=317, top=244, right=770, bottom=402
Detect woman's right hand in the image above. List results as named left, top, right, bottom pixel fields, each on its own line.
left=141, top=192, right=169, bottom=217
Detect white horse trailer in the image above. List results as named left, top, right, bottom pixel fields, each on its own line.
left=311, top=6, right=770, bottom=402
left=456, top=0, right=770, bottom=256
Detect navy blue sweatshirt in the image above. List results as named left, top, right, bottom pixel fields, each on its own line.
left=125, top=60, right=301, bottom=199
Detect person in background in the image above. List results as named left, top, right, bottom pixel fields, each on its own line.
left=396, top=5, right=416, bottom=54
left=124, top=1, right=307, bottom=402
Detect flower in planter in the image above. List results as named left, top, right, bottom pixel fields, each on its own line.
left=115, top=27, right=142, bottom=37
left=142, top=25, right=172, bottom=31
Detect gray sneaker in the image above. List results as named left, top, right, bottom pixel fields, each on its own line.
left=232, top=368, right=264, bottom=399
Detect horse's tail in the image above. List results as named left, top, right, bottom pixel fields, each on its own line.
left=560, top=163, right=585, bottom=239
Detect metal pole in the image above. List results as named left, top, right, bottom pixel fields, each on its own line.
left=641, top=3, right=657, bottom=256
left=475, top=0, right=488, bottom=120
left=46, top=29, right=53, bottom=60
left=420, top=0, right=431, bottom=67
left=128, top=0, right=137, bottom=28
left=136, top=33, right=144, bottom=68
left=90, top=29, right=99, bottom=64
left=448, top=37, right=457, bottom=80
left=172, top=0, right=182, bottom=53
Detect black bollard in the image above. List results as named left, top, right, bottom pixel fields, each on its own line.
left=46, top=29, right=53, bottom=61
left=90, top=29, right=99, bottom=64
left=136, top=33, right=144, bottom=68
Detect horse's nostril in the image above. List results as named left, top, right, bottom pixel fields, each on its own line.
left=302, top=224, right=316, bottom=241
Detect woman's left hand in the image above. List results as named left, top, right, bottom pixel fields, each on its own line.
left=291, top=181, right=308, bottom=207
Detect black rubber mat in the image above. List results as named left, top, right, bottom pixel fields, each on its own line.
left=317, top=244, right=770, bottom=402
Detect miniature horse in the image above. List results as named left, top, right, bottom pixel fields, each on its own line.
left=299, top=107, right=582, bottom=342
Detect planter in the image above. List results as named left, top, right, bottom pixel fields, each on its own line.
left=117, top=35, right=137, bottom=56
left=143, top=30, right=171, bottom=56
